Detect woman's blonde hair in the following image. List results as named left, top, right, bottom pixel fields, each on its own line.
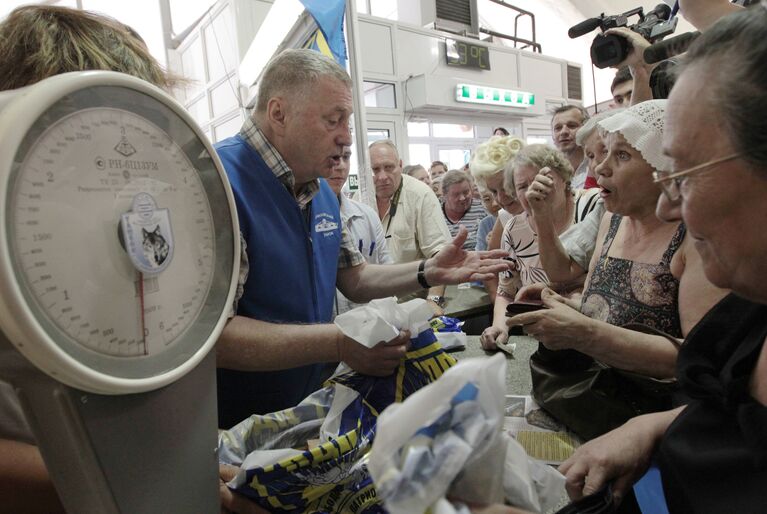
left=469, top=135, right=525, bottom=185
left=0, top=6, right=179, bottom=91
left=505, top=144, right=574, bottom=195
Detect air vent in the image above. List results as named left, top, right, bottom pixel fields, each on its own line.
left=436, top=0, right=472, bottom=25
left=427, top=0, right=479, bottom=36
left=567, top=65, right=582, bottom=100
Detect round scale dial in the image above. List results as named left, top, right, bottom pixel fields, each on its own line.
left=0, top=72, right=238, bottom=393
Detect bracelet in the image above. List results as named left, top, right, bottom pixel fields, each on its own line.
left=417, top=259, right=431, bottom=289
left=427, top=295, right=446, bottom=308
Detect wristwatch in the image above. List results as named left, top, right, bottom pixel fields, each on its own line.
left=427, top=295, right=446, bottom=308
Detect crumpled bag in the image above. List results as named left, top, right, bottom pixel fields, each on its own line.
left=218, top=298, right=456, bottom=513
left=368, top=354, right=565, bottom=514
left=431, top=316, right=468, bottom=351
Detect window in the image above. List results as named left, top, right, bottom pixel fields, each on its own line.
left=212, top=114, right=244, bottom=143
left=408, top=144, right=431, bottom=168
left=432, top=123, right=474, bottom=138
left=210, top=78, right=240, bottom=117
left=169, top=0, right=217, bottom=35
left=438, top=149, right=471, bottom=171
left=407, top=122, right=429, bottom=137
left=364, top=82, right=396, bottom=109
left=204, top=6, right=237, bottom=82
left=367, top=129, right=390, bottom=143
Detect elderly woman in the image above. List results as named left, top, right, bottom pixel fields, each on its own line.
left=560, top=8, right=767, bottom=512
left=575, top=110, right=621, bottom=189
left=440, top=169, right=487, bottom=250
left=481, top=145, right=599, bottom=349
left=506, top=100, right=726, bottom=380
left=468, top=136, right=526, bottom=296
left=403, top=164, right=431, bottom=186
left=469, top=136, right=526, bottom=245
left=522, top=111, right=622, bottom=287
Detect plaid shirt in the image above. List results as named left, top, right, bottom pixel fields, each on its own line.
left=237, top=118, right=364, bottom=270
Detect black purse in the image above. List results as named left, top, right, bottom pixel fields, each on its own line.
left=554, top=484, right=616, bottom=514
left=529, top=324, right=680, bottom=441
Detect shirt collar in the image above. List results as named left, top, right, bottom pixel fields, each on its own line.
left=339, top=193, right=365, bottom=222
left=239, top=117, right=320, bottom=209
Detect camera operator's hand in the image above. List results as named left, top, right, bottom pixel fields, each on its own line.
left=604, top=27, right=654, bottom=106
left=603, top=27, right=652, bottom=69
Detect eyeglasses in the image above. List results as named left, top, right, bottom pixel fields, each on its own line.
left=652, top=152, right=743, bottom=201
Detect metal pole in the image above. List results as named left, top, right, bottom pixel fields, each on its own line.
left=345, top=0, right=375, bottom=208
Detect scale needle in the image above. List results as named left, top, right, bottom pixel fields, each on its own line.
left=138, top=271, right=147, bottom=355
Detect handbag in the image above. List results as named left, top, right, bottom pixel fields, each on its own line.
left=554, top=484, right=616, bottom=514
left=529, top=324, right=680, bottom=441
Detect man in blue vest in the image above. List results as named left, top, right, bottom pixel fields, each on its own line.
left=214, top=49, right=508, bottom=428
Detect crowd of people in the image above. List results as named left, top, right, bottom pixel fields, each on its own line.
left=1, top=0, right=765, bottom=513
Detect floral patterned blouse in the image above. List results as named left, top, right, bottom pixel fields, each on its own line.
left=581, top=214, right=686, bottom=337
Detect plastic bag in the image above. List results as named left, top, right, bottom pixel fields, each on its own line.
left=368, top=354, right=565, bottom=514
left=431, top=316, right=468, bottom=352
left=218, top=298, right=456, bottom=513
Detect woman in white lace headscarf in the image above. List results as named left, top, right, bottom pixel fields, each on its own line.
left=507, top=101, right=727, bottom=379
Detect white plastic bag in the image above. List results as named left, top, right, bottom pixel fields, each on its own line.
left=368, top=354, right=566, bottom=514
left=368, top=355, right=507, bottom=514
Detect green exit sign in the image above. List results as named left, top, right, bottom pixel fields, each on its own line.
left=455, top=84, right=535, bottom=108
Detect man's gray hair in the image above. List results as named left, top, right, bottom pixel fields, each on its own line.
left=403, top=164, right=426, bottom=176
left=678, top=6, right=767, bottom=170
left=551, top=104, right=590, bottom=124
left=255, top=49, right=352, bottom=114
left=441, top=169, right=471, bottom=195
left=368, top=139, right=400, bottom=160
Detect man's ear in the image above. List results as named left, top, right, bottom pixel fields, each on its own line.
left=265, top=97, right=288, bottom=136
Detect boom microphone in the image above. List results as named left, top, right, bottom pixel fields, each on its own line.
left=568, top=17, right=602, bottom=38
left=643, top=31, right=700, bottom=64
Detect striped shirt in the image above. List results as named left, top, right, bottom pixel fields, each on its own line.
left=443, top=199, right=488, bottom=250
left=238, top=117, right=364, bottom=270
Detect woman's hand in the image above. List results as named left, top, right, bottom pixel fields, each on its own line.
left=506, top=288, right=593, bottom=350
left=480, top=325, right=509, bottom=350
left=525, top=167, right=556, bottom=220
left=514, top=282, right=547, bottom=303
left=558, top=409, right=682, bottom=505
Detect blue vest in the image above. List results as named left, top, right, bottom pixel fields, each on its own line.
left=214, top=135, right=341, bottom=427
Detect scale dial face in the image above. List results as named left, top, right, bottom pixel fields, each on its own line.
left=2, top=79, right=236, bottom=391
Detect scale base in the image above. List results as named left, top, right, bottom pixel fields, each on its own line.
left=4, top=342, right=220, bottom=514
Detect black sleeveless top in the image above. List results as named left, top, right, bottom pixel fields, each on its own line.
left=581, top=214, right=685, bottom=338
left=658, top=293, right=767, bottom=513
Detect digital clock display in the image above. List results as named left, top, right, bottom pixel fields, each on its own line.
left=445, top=38, right=490, bottom=71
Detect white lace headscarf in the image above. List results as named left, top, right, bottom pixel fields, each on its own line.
left=597, top=100, right=673, bottom=173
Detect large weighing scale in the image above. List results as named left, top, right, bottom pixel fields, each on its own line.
left=0, top=71, right=240, bottom=513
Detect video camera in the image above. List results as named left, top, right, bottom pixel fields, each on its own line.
left=568, top=4, right=678, bottom=69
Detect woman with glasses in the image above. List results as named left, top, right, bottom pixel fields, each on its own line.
left=559, top=6, right=767, bottom=512
left=507, top=101, right=726, bottom=381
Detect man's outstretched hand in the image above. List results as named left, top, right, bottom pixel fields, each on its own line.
left=426, top=225, right=512, bottom=285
